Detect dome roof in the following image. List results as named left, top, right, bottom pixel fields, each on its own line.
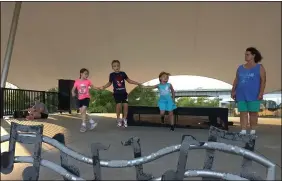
left=143, top=75, right=232, bottom=91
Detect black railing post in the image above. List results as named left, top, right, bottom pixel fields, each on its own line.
left=42, top=91, right=46, bottom=104
left=1, top=88, right=58, bottom=117
left=0, top=88, right=4, bottom=118
left=13, top=89, right=16, bottom=115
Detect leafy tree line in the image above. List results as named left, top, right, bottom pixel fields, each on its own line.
left=176, top=97, right=220, bottom=107
left=87, top=87, right=158, bottom=113
left=86, top=87, right=221, bottom=113
left=3, top=86, right=279, bottom=115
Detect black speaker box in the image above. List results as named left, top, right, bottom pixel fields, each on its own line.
left=58, top=79, right=76, bottom=113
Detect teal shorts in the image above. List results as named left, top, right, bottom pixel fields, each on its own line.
left=237, top=101, right=261, bottom=112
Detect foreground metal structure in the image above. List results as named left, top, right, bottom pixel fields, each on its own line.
left=1, top=122, right=276, bottom=180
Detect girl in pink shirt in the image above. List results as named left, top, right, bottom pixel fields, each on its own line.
left=72, top=68, right=100, bottom=132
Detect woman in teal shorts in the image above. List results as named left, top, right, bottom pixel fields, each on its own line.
left=231, top=47, right=266, bottom=135
left=143, top=72, right=176, bottom=131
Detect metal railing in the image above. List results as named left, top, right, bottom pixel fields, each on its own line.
left=0, top=123, right=276, bottom=181
left=0, top=88, right=58, bottom=117
left=153, top=89, right=232, bottom=97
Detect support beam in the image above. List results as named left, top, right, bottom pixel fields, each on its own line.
left=1, top=2, right=22, bottom=88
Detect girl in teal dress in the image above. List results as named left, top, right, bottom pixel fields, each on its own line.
left=143, top=72, right=177, bottom=131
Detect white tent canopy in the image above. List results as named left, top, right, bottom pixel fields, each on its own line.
left=1, top=2, right=281, bottom=92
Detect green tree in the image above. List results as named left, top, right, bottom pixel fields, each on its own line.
left=177, top=97, right=220, bottom=107
left=206, top=98, right=220, bottom=107
left=263, top=100, right=277, bottom=109
left=88, top=89, right=116, bottom=113
left=177, top=97, right=196, bottom=107
left=195, top=97, right=208, bottom=106
left=46, top=87, right=58, bottom=113
left=128, top=86, right=158, bottom=106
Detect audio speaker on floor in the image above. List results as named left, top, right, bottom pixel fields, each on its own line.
left=58, top=79, right=76, bottom=114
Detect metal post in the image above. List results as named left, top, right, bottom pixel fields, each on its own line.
left=1, top=2, right=22, bottom=88
left=0, top=88, right=4, bottom=118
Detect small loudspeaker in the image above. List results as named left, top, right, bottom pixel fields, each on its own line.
left=58, top=79, right=76, bottom=113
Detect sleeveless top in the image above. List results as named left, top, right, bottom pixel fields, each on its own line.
left=236, top=64, right=261, bottom=101
left=158, top=83, right=173, bottom=101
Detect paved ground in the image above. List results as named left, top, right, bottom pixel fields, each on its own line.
left=1, top=114, right=281, bottom=180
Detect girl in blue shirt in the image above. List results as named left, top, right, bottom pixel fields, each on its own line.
left=231, top=47, right=266, bottom=135
left=143, top=72, right=177, bottom=131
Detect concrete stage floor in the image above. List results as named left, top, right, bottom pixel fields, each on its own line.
left=1, top=114, right=281, bottom=180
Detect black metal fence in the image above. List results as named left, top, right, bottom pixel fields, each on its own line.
left=0, top=88, right=58, bottom=118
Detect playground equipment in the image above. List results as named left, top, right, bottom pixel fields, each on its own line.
left=1, top=122, right=276, bottom=180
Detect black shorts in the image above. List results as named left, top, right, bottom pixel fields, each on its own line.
left=113, top=93, right=128, bottom=104
left=41, top=113, right=49, bottom=119
left=78, top=98, right=90, bottom=108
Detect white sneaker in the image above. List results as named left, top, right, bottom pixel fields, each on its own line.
left=117, top=119, right=122, bottom=127
left=89, top=119, right=98, bottom=130
left=123, top=119, right=128, bottom=128
left=80, top=123, right=87, bottom=133
left=250, top=130, right=256, bottom=135
left=239, top=130, right=247, bottom=135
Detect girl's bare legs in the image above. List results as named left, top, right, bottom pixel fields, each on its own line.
left=80, top=106, right=87, bottom=132
left=249, top=112, right=258, bottom=134
left=168, top=111, right=174, bottom=131
left=240, top=112, right=248, bottom=134
left=122, top=103, right=128, bottom=127
left=79, top=107, right=97, bottom=131
left=160, top=111, right=165, bottom=123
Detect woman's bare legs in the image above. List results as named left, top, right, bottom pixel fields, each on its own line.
left=249, top=112, right=258, bottom=134
left=240, top=112, right=248, bottom=134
